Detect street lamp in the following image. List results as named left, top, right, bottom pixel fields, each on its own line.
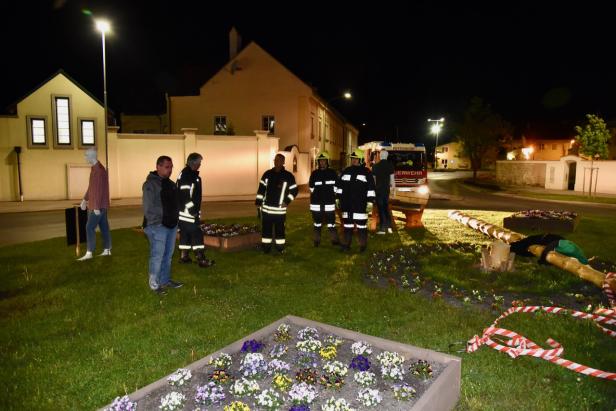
left=95, top=19, right=110, bottom=170
left=428, top=117, right=445, bottom=169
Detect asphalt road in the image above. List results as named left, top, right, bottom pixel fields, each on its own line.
left=0, top=172, right=614, bottom=247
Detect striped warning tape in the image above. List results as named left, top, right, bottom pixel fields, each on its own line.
left=467, top=305, right=616, bottom=380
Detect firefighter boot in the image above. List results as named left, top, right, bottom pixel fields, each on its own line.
left=313, top=226, right=321, bottom=247
left=196, top=249, right=215, bottom=268
left=358, top=229, right=368, bottom=253
left=340, top=228, right=352, bottom=252
left=329, top=227, right=340, bottom=246
left=179, top=249, right=192, bottom=263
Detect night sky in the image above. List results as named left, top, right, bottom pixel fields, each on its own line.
left=3, top=1, right=615, bottom=146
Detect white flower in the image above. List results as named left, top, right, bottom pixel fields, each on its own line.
left=393, top=383, right=417, bottom=400
left=267, top=359, right=291, bottom=375
left=351, top=341, right=373, bottom=356
left=322, top=360, right=348, bottom=377
left=159, top=392, right=185, bottom=411
left=255, top=389, right=284, bottom=410
left=296, top=339, right=322, bottom=353
left=353, top=371, right=376, bottom=387
left=381, top=364, right=405, bottom=381
left=321, top=397, right=356, bottom=411
left=166, top=368, right=191, bottom=387
left=208, top=352, right=233, bottom=370
left=357, top=388, right=382, bottom=407
left=376, top=351, right=405, bottom=367
left=297, top=327, right=320, bottom=341
left=289, top=382, right=318, bottom=404
left=229, top=377, right=260, bottom=397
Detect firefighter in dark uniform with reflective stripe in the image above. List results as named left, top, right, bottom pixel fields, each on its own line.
left=337, top=149, right=376, bottom=252
left=255, top=154, right=298, bottom=253
left=176, top=153, right=214, bottom=267
left=309, top=151, right=340, bottom=247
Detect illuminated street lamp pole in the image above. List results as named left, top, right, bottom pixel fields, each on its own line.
left=428, top=117, right=445, bottom=169
left=96, top=19, right=110, bottom=169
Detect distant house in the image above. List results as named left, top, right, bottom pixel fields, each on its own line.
left=506, top=137, right=574, bottom=161
left=435, top=141, right=470, bottom=169
left=0, top=70, right=106, bottom=201
left=168, top=29, right=359, bottom=170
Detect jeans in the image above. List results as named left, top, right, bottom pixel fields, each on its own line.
left=86, top=208, right=111, bottom=252
left=375, top=191, right=391, bottom=230
left=144, top=224, right=177, bottom=289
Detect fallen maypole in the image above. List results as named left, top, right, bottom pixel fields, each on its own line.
left=448, top=210, right=615, bottom=299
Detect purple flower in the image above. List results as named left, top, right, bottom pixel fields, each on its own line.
left=349, top=355, right=371, bottom=371
left=289, top=405, right=311, bottom=411
left=241, top=339, right=264, bottom=353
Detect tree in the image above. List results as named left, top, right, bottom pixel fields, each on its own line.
left=574, top=114, right=612, bottom=196
left=455, top=97, right=511, bottom=180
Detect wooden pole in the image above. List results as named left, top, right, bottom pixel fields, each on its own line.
left=448, top=210, right=614, bottom=292
left=74, top=206, right=81, bottom=257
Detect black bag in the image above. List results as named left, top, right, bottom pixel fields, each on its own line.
left=65, top=207, right=87, bottom=246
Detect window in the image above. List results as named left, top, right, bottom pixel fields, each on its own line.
left=539, top=143, right=545, bottom=151
left=27, top=115, right=48, bottom=148
left=53, top=96, right=72, bottom=147
left=79, top=118, right=96, bottom=148
left=310, top=115, right=315, bottom=139
left=214, top=116, right=227, bottom=134
left=444, top=146, right=449, bottom=153
left=262, top=115, right=275, bottom=135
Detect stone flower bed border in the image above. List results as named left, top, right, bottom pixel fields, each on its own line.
left=99, top=315, right=461, bottom=411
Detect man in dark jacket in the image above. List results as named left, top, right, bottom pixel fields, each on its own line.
left=142, top=155, right=183, bottom=295
left=308, top=151, right=340, bottom=247
left=255, top=154, right=298, bottom=253
left=176, top=153, right=214, bottom=268
left=371, top=149, right=395, bottom=234
left=337, top=149, right=376, bottom=252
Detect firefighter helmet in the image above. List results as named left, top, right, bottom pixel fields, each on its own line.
left=349, top=148, right=363, bottom=159
left=316, top=151, right=330, bottom=162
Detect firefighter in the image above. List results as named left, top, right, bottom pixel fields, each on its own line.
left=176, top=153, right=215, bottom=267
left=255, top=153, right=298, bottom=253
left=337, top=149, right=376, bottom=252
left=309, top=151, right=340, bottom=247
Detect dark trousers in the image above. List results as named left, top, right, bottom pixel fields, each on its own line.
left=311, top=210, right=339, bottom=243
left=262, top=212, right=286, bottom=250
left=341, top=212, right=368, bottom=249
left=375, top=191, right=391, bottom=230
left=178, top=220, right=204, bottom=252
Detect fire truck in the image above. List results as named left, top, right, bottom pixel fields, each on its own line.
left=358, top=141, right=429, bottom=226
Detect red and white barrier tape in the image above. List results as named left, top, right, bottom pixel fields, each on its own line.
left=467, top=305, right=616, bottom=380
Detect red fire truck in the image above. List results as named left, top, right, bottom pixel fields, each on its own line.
left=359, top=141, right=429, bottom=226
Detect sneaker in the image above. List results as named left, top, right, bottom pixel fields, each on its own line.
left=77, top=252, right=93, bottom=261
left=376, top=230, right=386, bottom=235
left=387, top=228, right=393, bottom=234
left=99, top=249, right=111, bottom=256
left=153, top=287, right=167, bottom=296
left=164, top=280, right=184, bottom=289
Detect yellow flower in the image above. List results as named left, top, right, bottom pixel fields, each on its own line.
left=319, top=345, right=337, bottom=360
left=224, top=401, right=250, bottom=411
left=272, top=374, right=292, bottom=391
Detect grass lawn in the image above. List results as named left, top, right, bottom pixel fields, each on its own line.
left=0, top=209, right=615, bottom=410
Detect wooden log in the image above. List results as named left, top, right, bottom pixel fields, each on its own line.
left=448, top=210, right=611, bottom=291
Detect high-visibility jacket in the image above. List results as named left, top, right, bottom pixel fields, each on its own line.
left=337, top=165, right=376, bottom=216
left=255, top=167, right=298, bottom=215
left=308, top=168, right=338, bottom=212
left=176, top=166, right=202, bottom=224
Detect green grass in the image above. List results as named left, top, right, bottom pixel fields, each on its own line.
left=511, top=192, right=616, bottom=205
left=1, top=209, right=615, bottom=410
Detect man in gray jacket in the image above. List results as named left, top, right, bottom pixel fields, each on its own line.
left=142, top=155, right=183, bottom=295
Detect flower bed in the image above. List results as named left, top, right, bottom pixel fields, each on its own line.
left=503, top=210, right=579, bottom=232
left=200, top=223, right=261, bottom=252
left=101, top=316, right=461, bottom=411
